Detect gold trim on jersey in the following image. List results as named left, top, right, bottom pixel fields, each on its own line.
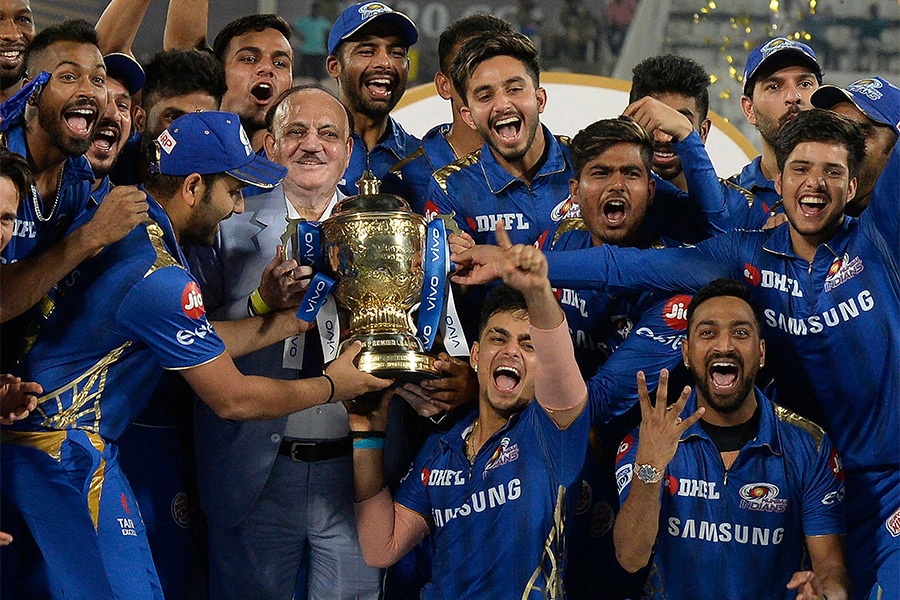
left=389, top=146, right=424, bottom=177
left=773, top=404, right=825, bottom=451
left=144, top=221, right=180, bottom=277
left=522, top=485, right=566, bottom=599
left=722, top=177, right=755, bottom=209
left=432, top=150, right=481, bottom=193
left=1, top=429, right=108, bottom=529
left=33, top=341, right=132, bottom=433
left=548, top=218, right=588, bottom=250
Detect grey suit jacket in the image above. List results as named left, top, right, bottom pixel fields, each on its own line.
left=187, top=184, right=348, bottom=528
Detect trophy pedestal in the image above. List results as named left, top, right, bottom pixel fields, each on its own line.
left=344, top=332, right=440, bottom=383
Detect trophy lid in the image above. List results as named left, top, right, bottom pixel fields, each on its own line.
left=333, top=170, right=413, bottom=214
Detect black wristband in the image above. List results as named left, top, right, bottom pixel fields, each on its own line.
left=322, top=373, right=335, bottom=403
left=350, top=430, right=386, bottom=439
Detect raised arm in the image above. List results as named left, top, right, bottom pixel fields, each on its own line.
left=613, top=370, right=701, bottom=572
left=163, top=0, right=209, bottom=50
left=95, top=0, right=152, bottom=55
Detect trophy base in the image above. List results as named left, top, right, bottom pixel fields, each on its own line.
left=343, top=333, right=440, bottom=384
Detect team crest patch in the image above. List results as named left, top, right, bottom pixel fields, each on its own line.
left=482, top=437, right=519, bottom=477
left=887, top=507, right=900, bottom=538
left=550, top=195, right=576, bottom=221
left=591, top=501, right=614, bottom=537
left=239, top=126, right=252, bottom=156
left=171, top=492, right=190, bottom=528
left=359, top=2, right=391, bottom=18
left=760, top=37, right=798, bottom=58
left=848, top=78, right=883, bottom=101
left=823, top=253, right=863, bottom=292
left=739, top=483, right=787, bottom=513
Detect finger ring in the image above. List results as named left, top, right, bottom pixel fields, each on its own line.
left=666, top=404, right=675, bottom=411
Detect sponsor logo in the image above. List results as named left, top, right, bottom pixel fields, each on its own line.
left=829, top=448, right=844, bottom=481
left=822, top=488, right=845, bottom=506
left=181, top=281, right=205, bottom=319
left=667, top=518, right=784, bottom=545
left=616, top=435, right=633, bottom=462
left=158, top=130, right=177, bottom=153
left=887, top=507, right=900, bottom=538
left=117, top=517, right=138, bottom=537
left=743, top=263, right=761, bottom=286
left=635, top=326, right=683, bottom=351
left=591, top=502, right=614, bottom=537
left=739, top=483, right=787, bottom=512
left=763, top=289, right=875, bottom=335
left=666, top=477, right=720, bottom=499
left=171, top=492, right=190, bottom=528
left=474, top=213, right=530, bottom=233
left=177, top=322, right=215, bottom=346
left=662, top=295, right=691, bottom=330
left=421, top=468, right=466, bottom=487
left=848, top=78, right=883, bottom=101
left=823, top=254, right=863, bottom=292
left=576, top=480, right=593, bottom=515
left=615, top=463, right=633, bottom=495
left=550, top=195, right=576, bottom=221
left=12, top=219, right=36, bottom=239
left=483, top=437, right=519, bottom=477
left=423, top=200, right=441, bottom=222
left=556, top=288, right=588, bottom=318
left=431, top=479, right=522, bottom=527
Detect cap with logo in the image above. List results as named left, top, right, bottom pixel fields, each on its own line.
left=327, top=2, right=418, bottom=56
left=103, top=53, right=145, bottom=96
left=811, top=77, right=900, bottom=137
left=742, top=37, right=823, bottom=96
left=150, top=111, right=287, bottom=188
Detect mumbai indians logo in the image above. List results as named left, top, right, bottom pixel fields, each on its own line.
left=239, top=126, right=252, bottom=156
left=739, top=483, right=788, bottom=513
left=550, top=195, right=577, bottom=221
left=482, top=437, right=519, bottom=478
left=760, top=37, right=801, bottom=58
left=848, top=78, right=884, bottom=101
left=823, top=253, right=864, bottom=293
left=359, top=3, right=392, bottom=18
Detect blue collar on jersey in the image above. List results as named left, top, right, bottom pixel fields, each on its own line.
left=478, top=124, right=570, bottom=195
left=679, top=388, right=783, bottom=457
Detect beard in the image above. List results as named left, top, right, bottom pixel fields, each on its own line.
left=180, top=185, right=222, bottom=246
left=37, top=98, right=95, bottom=157
left=691, top=351, right=758, bottom=414
left=340, top=69, right=406, bottom=120
left=478, top=114, right=539, bottom=164
left=755, top=105, right=800, bottom=148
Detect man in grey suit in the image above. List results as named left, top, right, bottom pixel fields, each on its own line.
left=187, top=85, right=382, bottom=599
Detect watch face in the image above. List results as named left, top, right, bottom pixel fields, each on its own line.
left=637, top=463, right=661, bottom=483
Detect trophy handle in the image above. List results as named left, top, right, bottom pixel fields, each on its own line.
left=436, top=212, right=463, bottom=237
left=280, top=216, right=306, bottom=261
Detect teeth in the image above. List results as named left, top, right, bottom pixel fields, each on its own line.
left=800, top=197, right=826, bottom=206
left=71, top=109, right=94, bottom=115
left=712, top=361, right=734, bottom=368
left=370, top=78, right=390, bottom=85
left=257, top=83, right=270, bottom=89
left=495, top=116, right=519, bottom=126
left=0, top=51, right=21, bottom=58
left=607, top=200, right=624, bottom=208
left=495, top=366, right=520, bottom=376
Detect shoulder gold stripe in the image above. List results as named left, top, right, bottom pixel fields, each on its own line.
left=721, top=177, right=755, bottom=208
left=773, top=404, right=825, bottom=451
left=390, top=146, right=425, bottom=176
left=432, top=149, right=481, bottom=193
left=144, top=221, right=180, bottom=277
left=549, top=218, right=587, bottom=249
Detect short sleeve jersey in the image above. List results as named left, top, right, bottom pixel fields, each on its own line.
left=615, top=390, right=846, bottom=599
left=9, top=191, right=226, bottom=441
left=394, top=401, right=590, bottom=599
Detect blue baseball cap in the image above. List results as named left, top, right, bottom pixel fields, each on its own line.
left=103, top=53, right=145, bottom=96
left=150, top=111, right=287, bottom=188
left=811, top=77, right=900, bottom=137
left=743, top=37, right=823, bottom=96
left=327, top=2, right=418, bottom=56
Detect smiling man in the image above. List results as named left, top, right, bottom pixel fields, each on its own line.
left=0, top=0, right=34, bottom=104
left=614, top=279, right=849, bottom=600
left=326, top=1, right=420, bottom=196
left=425, top=30, right=575, bottom=249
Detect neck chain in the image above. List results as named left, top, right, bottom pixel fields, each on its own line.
left=31, top=165, right=64, bottom=223
left=465, top=418, right=479, bottom=464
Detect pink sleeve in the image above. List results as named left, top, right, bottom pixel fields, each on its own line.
left=354, top=488, right=431, bottom=568
left=532, top=317, right=587, bottom=413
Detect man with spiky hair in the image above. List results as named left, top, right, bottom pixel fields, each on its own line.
left=628, top=54, right=712, bottom=193
left=326, top=1, right=420, bottom=196
left=0, top=19, right=146, bottom=328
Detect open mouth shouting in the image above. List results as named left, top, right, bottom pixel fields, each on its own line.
left=492, top=113, right=523, bottom=146
left=492, top=364, right=523, bottom=395
left=363, top=72, right=396, bottom=102
left=251, top=81, right=275, bottom=104
left=706, top=354, right=742, bottom=396
left=91, top=118, right=121, bottom=156
left=796, top=193, right=829, bottom=219
left=63, top=102, right=100, bottom=140
left=600, top=197, right=628, bottom=228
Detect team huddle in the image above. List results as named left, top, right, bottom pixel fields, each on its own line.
left=0, top=0, right=897, bottom=599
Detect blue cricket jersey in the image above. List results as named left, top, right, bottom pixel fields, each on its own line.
left=616, top=390, right=846, bottom=599
left=388, top=123, right=456, bottom=215
left=394, top=401, right=590, bottom=599
left=339, top=117, right=420, bottom=197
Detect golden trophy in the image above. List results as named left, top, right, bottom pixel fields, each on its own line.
left=319, top=171, right=440, bottom=381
